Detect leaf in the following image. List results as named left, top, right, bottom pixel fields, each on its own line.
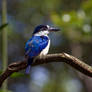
left=0, top=23, right=8, bottom=31
left=10, top=72, right=29, bottom=78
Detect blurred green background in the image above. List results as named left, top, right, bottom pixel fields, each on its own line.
left=0, top=0, right=92, bottom=92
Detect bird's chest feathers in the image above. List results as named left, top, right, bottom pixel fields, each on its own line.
left=40, top=39, right=50, bottom=56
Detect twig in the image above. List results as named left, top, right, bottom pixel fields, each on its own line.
left=0, top=53, right=92, bottom=87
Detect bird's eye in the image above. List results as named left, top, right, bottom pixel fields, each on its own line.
left=41, top=27, right=47, bottom=31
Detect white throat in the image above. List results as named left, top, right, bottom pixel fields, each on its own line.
left=34, top=30, right=49, bottom=36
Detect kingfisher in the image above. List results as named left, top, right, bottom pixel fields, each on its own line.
left=25, top=25, right=60, bottom=74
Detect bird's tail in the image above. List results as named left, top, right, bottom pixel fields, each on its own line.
left=25, top=65, right=31, bottom=74
left=25, top=58, right=33, bottom=74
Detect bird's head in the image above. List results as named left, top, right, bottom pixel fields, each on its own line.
left=33, top=25, right=60, bottom=36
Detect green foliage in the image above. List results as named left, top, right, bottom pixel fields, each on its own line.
left=0, top=89, right=12, bottom=92
left=0, top=23, right=8, bottom=31
left=10, top=72, right=27, bottom=78
left=51, top=0, right=92, bottom=43
left=0, top=70, right=2, bottom=74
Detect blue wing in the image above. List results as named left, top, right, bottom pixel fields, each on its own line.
left=25, top=36, right=49, bottom=58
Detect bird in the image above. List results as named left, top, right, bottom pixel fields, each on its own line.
left=25, top=25, right=60, bottom=74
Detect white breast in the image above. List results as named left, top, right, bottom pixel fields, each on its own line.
left=40, top=39, right=50, bottom=56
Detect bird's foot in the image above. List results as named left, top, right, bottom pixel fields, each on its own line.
left=39, top=54, right=46, bottom=59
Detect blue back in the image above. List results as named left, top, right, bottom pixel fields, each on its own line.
left=25, top=36, right=49, bottom=58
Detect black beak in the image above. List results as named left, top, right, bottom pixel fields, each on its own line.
left=49, top=27, right=60, bottom=32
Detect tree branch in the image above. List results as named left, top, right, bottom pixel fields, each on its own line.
left=0, top=53, right=92, bottom=87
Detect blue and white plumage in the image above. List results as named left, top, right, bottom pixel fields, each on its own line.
left=25, top=25, right=59, bottom=74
